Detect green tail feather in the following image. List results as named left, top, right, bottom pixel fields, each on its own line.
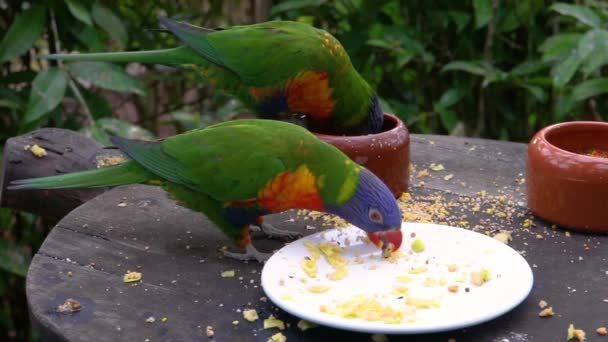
left=8, top=161, right=154, bottom=190
left=36, top=46, right=207, bottom=65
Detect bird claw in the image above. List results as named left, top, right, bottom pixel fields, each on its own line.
left=222, top=243, right=271, bottom=263
left=250, top=223, right=302, bottom=241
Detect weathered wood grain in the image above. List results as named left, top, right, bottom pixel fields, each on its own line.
left=26, top=134, right=607, bottom=342
left=0, top=128, right=123, bottom=219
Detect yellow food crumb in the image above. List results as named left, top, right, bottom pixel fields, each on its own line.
left=568, top=323, right=586, bottom=341
left=327, top=266, right=347, bottom=281
left=411, top=238, right=425, bottom=253
left=303, top=241, right=321, bottom=260
left=408, top=266, right=428, bottom=274
left=307, top=284, right=331, bottom=293
left=243, top=309, right=259, bottom=322
left=493, top=230, right=512, bottom=244
left=392, top=286, right=410, bottom=296
left=232, top=320, right=239, bottom=325
left=264, top=316, right=286, bottom=330
left=429, top=163, right=445, bottom=171
left=268, top=332, right=287, bottom=342
left=417, top=169, right=429, bottom=178
left=596, top=327, right=607, bottom=336
left=470, top=268, right=492, bottom=286
left=221, top=270, right=235, bottom=278
left=423, top=277, right=437, bottom=287
left=123, top=270, right=142, bottom=283
left=297, top=320, right=318, bottom=331
left=539, top=300, right=548, bottom=308
left=301, top=258, right=318, bottom=278
left=405, top=297, right=441, bottom=309
left=539, top=307, right=554, bottom=317
left=29, top=144, right=47, bottom=158
left=322, top=295, right=410, bottom=324
left=396, top=275, right=413, bottom=283
left=161, top=317, right=168, bottom=323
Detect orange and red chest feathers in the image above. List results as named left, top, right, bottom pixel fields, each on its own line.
left=257, top=165, right=324, bottom=212
left=249, top=70, right=335, bottom=121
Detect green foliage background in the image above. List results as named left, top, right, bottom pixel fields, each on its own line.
left=1, top=0, right=608, bottom=340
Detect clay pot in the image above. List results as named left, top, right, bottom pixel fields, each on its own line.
left=315, top=113, right=410, bottom=198
left=527, top=121, right=608, bottom=232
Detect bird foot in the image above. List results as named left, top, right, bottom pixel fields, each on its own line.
left=222, top=243, right=271, bottom=263
left=250, top=223, right=302, bottom=241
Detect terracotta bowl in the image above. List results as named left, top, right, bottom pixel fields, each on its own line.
left=527, top=121, right=608, bottom=232
left=315, top=113, right=410, bottom=198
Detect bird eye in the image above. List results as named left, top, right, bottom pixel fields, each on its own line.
left=368, top=208, right=383, bottom=224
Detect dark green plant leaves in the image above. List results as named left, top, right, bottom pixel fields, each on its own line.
left=550, top=3, right=600, bottom=28
left=473, top=0, right=493, bottom=29
left=92, top=2, right=128, bottom=49
left=67, top=61, right=147, bottom=95
left=23, top=68, right=68, bottom=124
left=0, top=5, right=46, bottom=63
left=66, top=0, right=93, bottom=26
left=83, top=118, right=156, bottom=146
left=571, top=78, right=608, bottom=101
left=270, top=0, right=325, bottom=16
left=0, top=240, right=29, bottom=277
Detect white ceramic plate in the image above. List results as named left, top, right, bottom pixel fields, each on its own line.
left=261, top=223, right=533, bottom=334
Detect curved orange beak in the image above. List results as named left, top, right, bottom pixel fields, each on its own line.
left=368, top=229, right=403, bottom=257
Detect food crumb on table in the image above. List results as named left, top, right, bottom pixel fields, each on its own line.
left=123, top=270, right=142, bottom=283
left=267, top=332, right=286, bottom=342
left=205, top=325, right=214, bottom=338
left=27, top=144, right=47, bottom=157
left=538, top=307, right=554, bottom=317
left=264, top=315, right=286, bottom=330
left=221, top=270, right=235, bottom=278
left=597, top=327, right=607, bottom=336
left=567, top=323, right=586, bottom=341
left=243, top=308, right=259, bottom=322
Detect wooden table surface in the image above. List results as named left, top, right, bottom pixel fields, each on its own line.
left=26, top=134, right=608, bottom=342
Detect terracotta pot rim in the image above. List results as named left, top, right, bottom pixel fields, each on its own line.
left=313, top=113, right=404, bottom=140
left=535, top=121, right=608, bottom=163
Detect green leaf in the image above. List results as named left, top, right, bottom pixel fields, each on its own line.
left=555, top=93, right=577, bottom=120
left=77, top=86, right=113, bottom=119
left=0, top=5, right=46, bottom=63
left=509, top=60, right=550, bottom=77
left=539, top=33, right=582, bottom=62
left=435, top=105, right=459, bottom=132
left=270, top=0, right=325, bottom=16
left=437, top=88, right=466, bottom=108
left=519, top=84, right=547, bottom=103
left=0, top=240, right=29, bottom=277
left=82, top=118, right=156, bottom=145
left=447, top=11, right=471, bottom=32
left=551, top=52, right=582, bottom=88
left=23, top=68, right=68, bottom=124
left=92, top=2, right=128, bottom=48
left=442, top=61, right=488, bottom=76
left=0, top=99, right=24, bottom=111
left=550, top=3, right=601, bottom=28
left=473, top=0, right=493, bottom=29
left=66, top=0, right=93, bottom=26
left=578, top=29, right=608, bottom=76
left=571, top=78, right=608, bottom=101
left=67, top=61, right=147, bottom=95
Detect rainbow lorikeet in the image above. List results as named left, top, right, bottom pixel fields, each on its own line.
left=39, top=18, right=384, bottom=135
left=10, top=120, right=402, bottom=262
